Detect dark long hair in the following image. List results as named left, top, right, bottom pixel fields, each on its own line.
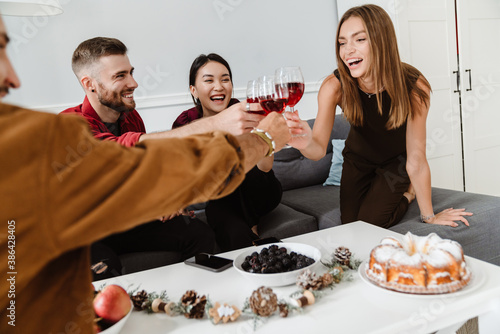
left=189, top=53, right=233, bottom=113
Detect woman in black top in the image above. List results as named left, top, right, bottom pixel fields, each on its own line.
left=288, top=4, right=472, bottom=228
left=173, top=53, right=283, bottom=251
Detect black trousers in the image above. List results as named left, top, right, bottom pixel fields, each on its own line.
left=91, top=215, right=215, bottom=280
left=340, top=155, right=410, bottom=228
left=206, top=167, right=282, bottom=252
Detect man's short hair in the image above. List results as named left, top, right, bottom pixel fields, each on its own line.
left=72, top=37, right=127, bottom=78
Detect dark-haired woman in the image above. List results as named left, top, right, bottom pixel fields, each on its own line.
left=288, top=5, right=472, bottom=228
left=173, top=53, right=282, bottom=251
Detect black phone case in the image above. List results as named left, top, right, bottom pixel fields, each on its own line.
left=184, top=254, right=233, bottom=272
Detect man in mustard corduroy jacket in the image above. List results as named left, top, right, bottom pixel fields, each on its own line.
left=0, top=16, right=290, bottom=333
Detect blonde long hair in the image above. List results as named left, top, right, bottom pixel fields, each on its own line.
left=336, top=4, right=431, bottom=129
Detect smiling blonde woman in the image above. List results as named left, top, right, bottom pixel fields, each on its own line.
left=287, top=4, right=472, bottom=228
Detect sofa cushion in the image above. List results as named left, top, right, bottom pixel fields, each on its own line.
left=281, top=184, right=342, bottom=229
left=258, top=204, right=318, bottom=239
left=274, top=151, right=333, bottom=191
left=323, top=139, right=345, bottom=186
left=390, top=187, right=500, bottom=265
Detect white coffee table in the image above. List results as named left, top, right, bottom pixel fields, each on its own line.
left=96, top=221, right=500, bottom=334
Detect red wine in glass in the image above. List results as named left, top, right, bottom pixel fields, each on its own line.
left=257, top=75, right=289, bottom=115
left=259, top=97, right=288, bottom=115
left=246, top=97, right=259, bottom=104
left=275, top=67, right=304, bottom=112
left=246, top=79, right=266, bottom=114
left=247, top=96, right=267, bottom=115
left=286, top=82, right=304, bottom=107
left=258, top=75, right=292, bottom=148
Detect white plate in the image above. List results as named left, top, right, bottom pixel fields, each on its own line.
left=358, top=259, right=485, bottom=298
left=233, top=242, right=321, bottom=287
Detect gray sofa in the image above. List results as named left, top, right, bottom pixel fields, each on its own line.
left=119, top=115, right=500, bottom=275
left=263, top=115, right=500, bottom=266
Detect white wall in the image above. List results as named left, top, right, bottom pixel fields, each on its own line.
left=3, top=0, right=339, bottom=132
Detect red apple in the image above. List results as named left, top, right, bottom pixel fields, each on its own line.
left=93, top=284, right=131, bottom=324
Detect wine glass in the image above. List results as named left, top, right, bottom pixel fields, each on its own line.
left=246, top=79, right=259, bottom=103
left=275, top=66, right=304, bottom=112
left=257, top=75, right=291, bottom=148
left=246, top=80, right=265, bottom=115
left=257, top=75, right=289, bottom=115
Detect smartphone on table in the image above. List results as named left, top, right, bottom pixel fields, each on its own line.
left=184, top=253, right=233, bottom=272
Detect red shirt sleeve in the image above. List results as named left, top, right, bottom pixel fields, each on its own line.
left=92, top=129, right=143, bottom=147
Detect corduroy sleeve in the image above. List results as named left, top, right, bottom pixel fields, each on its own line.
left=46, top=113, right=245, bottom=253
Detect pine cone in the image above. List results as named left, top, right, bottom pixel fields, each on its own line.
left=181, top=290, right=197, bottom=306
left=186, top=295, right=206, bottom=319
left=334, top=246, right=352, bottom=267
left=249, top=286, right=278, bottom=317
left=296, top=269, right=323, bottom=290
left=278, top=303, right=288, bottom=318
left=181, top=290, right=206, bottom=319
left=320, top=272, right=334, bottom=287
left=131, top=290, right=149, bottom=311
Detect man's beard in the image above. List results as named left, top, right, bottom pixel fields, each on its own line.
left=97, top=83, right=135, bottom=114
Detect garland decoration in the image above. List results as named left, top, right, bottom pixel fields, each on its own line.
left=120, top=245, right=362, bottom=331
left=128, top=286, right=168, bottom=313
left=296, top=269, right=336, bottom=290
left=149, top=290, right=207, bottom=318
left=290, top=246, right=362, bottom=301
left=206, top=300, right=241, bottom=324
